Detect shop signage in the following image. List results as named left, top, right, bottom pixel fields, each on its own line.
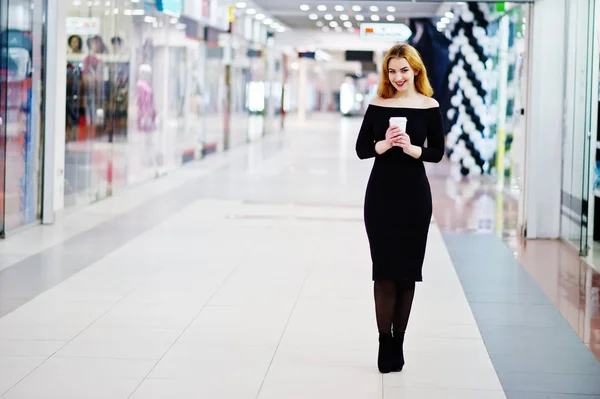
left=359, top=23, right=412, bottom=42
left=156, top=0, right=182, bottom=17
left=66, top=17, right=100, bottom=35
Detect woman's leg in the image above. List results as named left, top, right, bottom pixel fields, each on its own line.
left=374, top=281, right=396, bottom=373
left=391, top=281, right=416, bottom=371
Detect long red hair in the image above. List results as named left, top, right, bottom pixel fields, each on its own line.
left=377, top=44, right=434, bottom=98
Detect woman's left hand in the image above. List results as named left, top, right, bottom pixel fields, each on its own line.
left=396, top=131, right=412, bottom=152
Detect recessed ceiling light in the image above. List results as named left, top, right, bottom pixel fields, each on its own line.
left=343, top=21, right=352, bottom=27
left=255, top=13, right=265, bottom=20
left=371, top=15, right=380, bottom=21
left=317, top=5, right=327, bottom=11
left=355, top=14, right=364, bottom=21
left=335, top=5, right=344, bottom=11
left=387, top=6, right=396, bottom=12
left=263, top=18, right=273, bottom=25
left=386, top=15, right=395, bottom=21
left=235, top=2, right=246, bottom=8
left=352, top=5, right=361, bottom=11
left=309, top=13, right=318, bottom=20
left=330, top=21, right=339, bottom=27
left=370, top=6, right=378, bottom=12
left=324, top=14, right=333, bottom=20
left=340, top=14, right=349, bottom=21
left=246, top=8, right=256, bottom=14
left=300, top=4, right=310, bottom=11
left=316, top=21, right=324, bottom=27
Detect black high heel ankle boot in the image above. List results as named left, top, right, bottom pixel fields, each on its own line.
left=378, top=333, right=393, bottom=373
left=391, top=331, right=405, bottom=371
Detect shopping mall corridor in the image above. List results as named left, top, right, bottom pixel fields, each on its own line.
left=0, top=114, right=598, bottom=399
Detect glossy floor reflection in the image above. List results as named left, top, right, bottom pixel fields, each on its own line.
left=428, top=160, right=600, bottom=362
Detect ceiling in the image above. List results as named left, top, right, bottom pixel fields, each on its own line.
left=249, top=1, right=448, bottom=31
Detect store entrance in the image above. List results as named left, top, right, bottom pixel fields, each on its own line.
left=0, top=0, right=46, bottom=237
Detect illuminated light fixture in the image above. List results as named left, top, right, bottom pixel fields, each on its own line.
left=105, top=1, right=110, bottom=6
left=324, top=14, right=333, bottom=20
left=371, top=15, right=380, bottom=21
left=246, top=8, right=256, bottom=14
left=132, top=9, right=144, bottom=15
left=300, top=4, right=309, bottom=11
left=355, top=14, right=364, bottom=21
left=317, top=5, right=327, bottom=11
left=370, top=5, right=378, bottom=12
left=330, top=21, right=339, bottom=27
left=73, top=0, right=82, bottom=5
left=340, top=14, right=349, bottom=20
left=352, top=5, right=361, bottom=11
left=235, top=2, right=246, bottom=8
left=441, top=17, right=450, bottom=24
left=144, top=15, right=156, bottom=23
left=113, top=7, right=118, bottom=13
left=386, top=15, right=395, bottom=21
left=344, top=21, right=352, bottom=27
left=255, top=13, right=265, bottom=20
left=335, top=5, right=344, bottom=11
left=387, top=6, right=396, bottom=12
left=309, top=13, right=318, bottom=20
left=263, top=18, right=273, bottom=25
left=130, top=0, right=139, bottom=2
left=445, top=11, right=454, bottom=18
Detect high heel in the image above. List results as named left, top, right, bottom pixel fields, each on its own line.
left=391, top=331, right=405, bottom=372
left=378, top=333, right=393, bottom=373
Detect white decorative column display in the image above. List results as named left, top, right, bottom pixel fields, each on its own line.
left=445, top=3, right=495, bottom=177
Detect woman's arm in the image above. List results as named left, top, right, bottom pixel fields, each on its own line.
left=356, top=106, right=393, bottom=159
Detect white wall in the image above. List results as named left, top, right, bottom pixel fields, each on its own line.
left=44, top=0, right=67, bottom=218
left=523, top=0, right=567, bottom=238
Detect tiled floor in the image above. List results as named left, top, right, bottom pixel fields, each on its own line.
left=0, top=113, right=597, bottom=398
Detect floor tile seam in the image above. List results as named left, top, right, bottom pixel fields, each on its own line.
left=427, top=228, right=503, bottom=380
left=0, top=281, right=148, bottom=397
left=254, top=240, right=321, bottom=399
left=382, top=382, right=505, bottom=391
left=125, top=256, right=250, bottom=399
left=440, top=233, right=600, bottom=394
left=504, top=390, right=600, bottom=396
left=0, top=133, right=278, bottom=268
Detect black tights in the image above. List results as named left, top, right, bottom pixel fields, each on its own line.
left=374, top=281, right=416, bottom=334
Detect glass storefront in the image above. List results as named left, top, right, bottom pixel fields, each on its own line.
left=64, top=0, right=205, bottom=208
left=487, top=4, right=530, bottom=237
left=561, top=0, right=598, bottom=255
left=0, top=0, right=46, bottom=235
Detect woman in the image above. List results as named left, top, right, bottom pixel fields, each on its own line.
left=355, top=44, right=445, bottom=373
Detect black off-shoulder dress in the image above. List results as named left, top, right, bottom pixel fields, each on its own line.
left=355, top=104, right=445, bottom=282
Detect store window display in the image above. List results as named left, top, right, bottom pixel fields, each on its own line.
left=0, top=0, right=46, bottom=234
left=64, top=0, right=201, bottom=207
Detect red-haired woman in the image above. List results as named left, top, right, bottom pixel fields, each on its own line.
left=355, top=44, right=445, bottom=374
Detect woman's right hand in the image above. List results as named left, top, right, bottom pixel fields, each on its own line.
left=385, top=125, right=402, bottom=146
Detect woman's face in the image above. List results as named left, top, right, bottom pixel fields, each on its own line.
left=69, top=37, right=80, bottom=51
left=388, top=57, right=415, bottom=93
